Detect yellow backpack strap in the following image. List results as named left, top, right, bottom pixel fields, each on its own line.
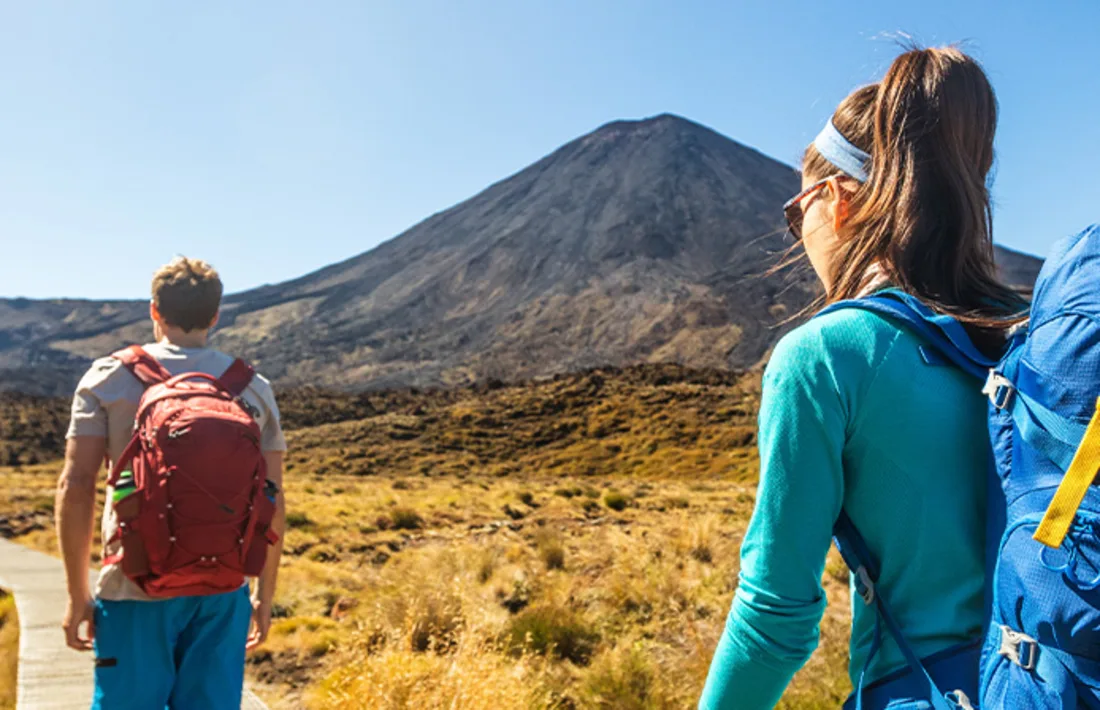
left=1034, top=397, right=1100, bottom=548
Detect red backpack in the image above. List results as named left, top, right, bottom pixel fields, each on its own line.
left=103, top=345, right=278, bottom=598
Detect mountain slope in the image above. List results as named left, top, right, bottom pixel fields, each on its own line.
left=0, top=114, right=1042, bottom=395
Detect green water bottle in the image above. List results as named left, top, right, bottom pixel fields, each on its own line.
left=112, top=469, right=136, bottom=504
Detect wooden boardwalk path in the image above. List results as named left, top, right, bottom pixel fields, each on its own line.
left=0, top=539, right=268, bottom=709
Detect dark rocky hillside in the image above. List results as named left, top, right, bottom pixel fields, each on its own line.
left=0, top=115, right=1042, bottom=395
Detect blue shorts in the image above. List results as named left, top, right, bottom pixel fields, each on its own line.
left=92, top=586, right=252, bottom=710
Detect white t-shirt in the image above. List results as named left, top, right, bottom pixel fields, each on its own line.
left=66, top=342, right=287, bottom=601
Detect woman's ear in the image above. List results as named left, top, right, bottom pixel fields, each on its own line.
left=831, top=178, right=853, bottom=234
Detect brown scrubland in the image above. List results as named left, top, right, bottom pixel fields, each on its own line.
left=0, top=365, right=851, bottom=709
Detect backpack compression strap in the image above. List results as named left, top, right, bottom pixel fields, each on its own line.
left=112, top=345, right=172, bottom=388
left=218, top=358, right=255, bottom=397
left=1032, top=397, right=1100, bottom=548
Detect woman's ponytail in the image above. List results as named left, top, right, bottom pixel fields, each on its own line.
left=804, top=46, right=1025, bottom=331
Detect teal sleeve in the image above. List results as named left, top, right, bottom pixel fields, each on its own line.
left=700, top=324, right=850, bottom=710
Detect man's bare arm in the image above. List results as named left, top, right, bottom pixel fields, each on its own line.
left=248, top=450, right=285, bottom=650
left=56, top=436, right=105, bottom=650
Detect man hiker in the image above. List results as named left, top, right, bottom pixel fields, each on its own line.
left=56, top=257, right=287, bottom=709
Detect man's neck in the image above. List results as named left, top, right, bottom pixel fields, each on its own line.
left=159, top=332, right=208, bottom=349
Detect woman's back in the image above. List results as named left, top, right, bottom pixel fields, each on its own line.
left=808, top=308, right=987, bottom=678
left=699, top=307, right=987, bottom=709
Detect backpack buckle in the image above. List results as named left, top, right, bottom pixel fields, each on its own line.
left=983, top=371, right=1016, bottom=411
left=854, top=565, right=875, bottom=606
left=946, top=690, right=976, bottom=710
left=998, top=625, right=1038, bottom=671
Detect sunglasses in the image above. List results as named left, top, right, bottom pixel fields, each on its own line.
left=783, top=175, right=837, bottom=241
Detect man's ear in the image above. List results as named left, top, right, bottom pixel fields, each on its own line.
left=208, top=310, right=220, bottom=331
left=150, top=301, right=160, bottom=323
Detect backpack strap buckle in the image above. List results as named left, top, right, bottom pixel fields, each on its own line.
left=983, top=371, right=1016, bottom=410
left=854, top=565, right=875, bottom=606
left=998, top=625, right=1038, bottom=671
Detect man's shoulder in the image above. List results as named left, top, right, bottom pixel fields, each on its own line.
left=245, top=371, right=279, bottom=408
left=76, top=353, right=130, bottom=392
left=248, top=370, right=275, bottom=391
left=194, top=348, right=278, bottom=405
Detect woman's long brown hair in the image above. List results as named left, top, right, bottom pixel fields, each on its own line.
left=802, top=46, right=1026, bottom=337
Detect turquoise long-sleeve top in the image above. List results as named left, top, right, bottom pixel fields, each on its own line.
left=699, top=307, right=988, bottom=709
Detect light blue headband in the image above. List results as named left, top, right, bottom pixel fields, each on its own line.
left=813, top=120, right=871, bottom=182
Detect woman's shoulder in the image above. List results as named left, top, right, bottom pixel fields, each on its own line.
left=770, top=307, right=906, bottom=371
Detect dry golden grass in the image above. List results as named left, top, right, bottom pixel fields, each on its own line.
left=0, top=368, right=853, bottom=708
left=249, top=468, right=851, bottom=709
left=0, top=589, right=17, bottom=710
left=0, top=463, right=852, bottom=709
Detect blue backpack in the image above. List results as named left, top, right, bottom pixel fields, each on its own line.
left=822, top=223, right=1100, bottom=710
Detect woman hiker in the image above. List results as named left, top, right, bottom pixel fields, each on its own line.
left=698, top=45, right=1026, bottom=709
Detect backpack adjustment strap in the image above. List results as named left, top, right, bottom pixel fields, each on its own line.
left=998, top=625, right=1039, bottom=671
left=982, top=371, right=1016, bottom=410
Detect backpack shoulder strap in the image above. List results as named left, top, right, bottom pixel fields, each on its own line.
left=817, top=289, right=995, bottom=381
left=111, top=345, right=171, bottom=389
left=218, top=358, right=255, bottom=397
left=833, top=513, right=954, bottom=710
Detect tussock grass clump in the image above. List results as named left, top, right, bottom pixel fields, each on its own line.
left=270, top=559, right=364, bottom=620
left=353, top=548, right=473, bottom=658
left=390, top=507, right=423, bottom=530
left=504, top=605, right=599, bottom=665
left=266, top=615, right=341, bottom=659
left=0, top=590, right=17, bottom=710
left=688, top=517, right=718, bottom=564
left=535, top=529, right=566, bottom=571
left=286, top=511, right=314, bottom=529
left=604, top=490, right=630, bottom=512
left=672, top=514, right=722, bottom=566
left=308, top=544, right=339, bottom=563
left=497, top=574, right=531, bottom=614
left=475, top=549, right=497, bottom=584
left=406, top=593, right=463, bottom=653
left=577, top=642, right=663, bottom=710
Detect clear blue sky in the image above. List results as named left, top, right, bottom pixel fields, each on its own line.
left=1, top=1, right=1096, bottom=299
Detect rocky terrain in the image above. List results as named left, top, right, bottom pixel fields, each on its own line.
left=0, top=115, right=1042, bottom=396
